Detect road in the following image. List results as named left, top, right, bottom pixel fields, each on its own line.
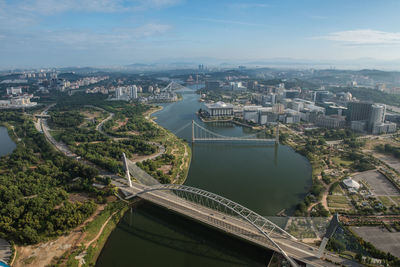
left=89, top=104, right=165, bottom=163
left=38, top=104, right=359, bottom=267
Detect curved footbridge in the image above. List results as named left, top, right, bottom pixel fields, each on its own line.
left=114, top=179, right=360, bottom=267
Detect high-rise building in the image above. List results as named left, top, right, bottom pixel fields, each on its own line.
left=115, top=87, right=123, bottom=99
left=368, top=104, right=385, bottom=131
left=130, top=85, right=138, bottom=99
left=347, top=102, right=372, bottom=122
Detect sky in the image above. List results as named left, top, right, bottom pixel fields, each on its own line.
left=1, top=0, right=400, bottom=68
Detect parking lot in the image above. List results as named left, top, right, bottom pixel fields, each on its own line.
left=352, top=170, right=400, bottom=196
left=351, top=226, right=400, bottom=258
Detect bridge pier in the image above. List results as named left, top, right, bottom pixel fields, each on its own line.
left=275, top=123, right=279, bottom=145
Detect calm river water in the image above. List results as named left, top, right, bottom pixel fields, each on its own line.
left=96, top=86, right=312, bottom=267
left=0, top=126, right=16, bottom=157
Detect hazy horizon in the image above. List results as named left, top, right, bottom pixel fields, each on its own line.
left=1, top=0, right=400, bottom=69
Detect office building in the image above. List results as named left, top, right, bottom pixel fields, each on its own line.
left=350, top=121, right=367, bottom=132
left=316, top=115, right=346, bottom=129
left=368, top=104, right=385, bottom=131
left=205, top=81, right=221, bottom=91
left=347, top=102, right=372, bottom=122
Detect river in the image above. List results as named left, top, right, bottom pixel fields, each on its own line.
left=96, top=86, right=312, bottom=267
left=0, top=126, right=16, bottom=157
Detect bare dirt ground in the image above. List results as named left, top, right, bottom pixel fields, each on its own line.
left=75, top=210, right=119, bottom=267
left=14, top=204, right=106, bottom=267
left=158, top=164, right=172, bottom=174
left=68, top=193, right=91, bottom=203
left=81, top=111, right=102, bottom=120
left=112, top=118, right=128, bottom=130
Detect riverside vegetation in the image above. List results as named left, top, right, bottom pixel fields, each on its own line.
left=0, top=111, right=109, bottom=245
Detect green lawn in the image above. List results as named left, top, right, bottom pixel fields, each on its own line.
left=391, top=196, right=400, bottom=206
left=332, top=156, right=353, bottom=167
left=328, top=195, right=352, bottom=209
left=331, top=184, right=345, bottom=195
left=378, top=196, right=396, bottom=207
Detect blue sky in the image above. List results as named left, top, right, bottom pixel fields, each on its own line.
left=1, top=0, right=400, bottom=68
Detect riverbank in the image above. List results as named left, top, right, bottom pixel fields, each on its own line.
left=13, top=199, right=128, bottom=267
left=146, top=105, right=192, bottom=185
left=72, top=104, right=192, bottom=266
left=278, top=125, right=329, bottom=217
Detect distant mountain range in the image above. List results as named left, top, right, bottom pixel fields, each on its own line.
left=122, top=57, right=400, bottom=71
left=2, top=57, right=400, bottom=73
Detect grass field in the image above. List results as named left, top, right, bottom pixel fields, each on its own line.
left=328, top=195, right=352, bottom=209
left=331, top=184, right=345, bottom=195
left=391, top=196, right=400, bottom=206
left=378, top=196, right=397, bottom=207
left=332, top=156, right=353, bottom=167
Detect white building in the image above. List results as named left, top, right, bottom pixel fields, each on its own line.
left=6, top=87, right=22, bottom=95
left=0, top=95, right=37, bottom=109
left=115, top=87, right=123, bottom=99
left=130, top=85, right=138, bottom=99
left=205, top=101, right=234, bottom=117
left=343, top=178, right=360, bottom=190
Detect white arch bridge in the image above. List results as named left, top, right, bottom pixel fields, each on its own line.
left=121, top=182, right=347, bottom=267
left=126, top=184, right=297, bottom=265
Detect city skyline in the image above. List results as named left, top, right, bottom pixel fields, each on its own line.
left=1, top=0, right=400, bottom=68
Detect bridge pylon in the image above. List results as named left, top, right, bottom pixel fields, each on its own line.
left=192, top=120, right=195, bottom=143
left=122, top=152, right=132, bottom=188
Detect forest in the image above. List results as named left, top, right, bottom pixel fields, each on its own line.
left=0, top=111, right=101, bottom=244
left=48, top=99, right=159, bottom=175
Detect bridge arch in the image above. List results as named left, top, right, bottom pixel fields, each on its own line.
left=126, top=184, right=298, bottom=266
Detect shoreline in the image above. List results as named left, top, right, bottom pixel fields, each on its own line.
left=90, top=103, right=192, bottom=265
left=147, top=104, right=192, bottom=185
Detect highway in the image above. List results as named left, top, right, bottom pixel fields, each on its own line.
left=38, top=104, right=360, bottom=267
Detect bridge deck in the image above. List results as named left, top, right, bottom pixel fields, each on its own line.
left=193, top=138, right=275, bottom=142
left=116, top=181, right=360, bottom=267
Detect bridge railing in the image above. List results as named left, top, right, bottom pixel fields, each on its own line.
left=127, top=184, right=299, bottom=266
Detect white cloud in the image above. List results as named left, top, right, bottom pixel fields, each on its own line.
left=319, top=29, right=400, bottom=45
left=195, top=18, right=268, bottom=28
left=229, top=3, right=270, bottom=9
left=37, top=23, right=172, bottom=48
left=16, top=0, right=182, bottom=14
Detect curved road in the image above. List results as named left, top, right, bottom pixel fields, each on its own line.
left=87, top=104, right=165, bottom=163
